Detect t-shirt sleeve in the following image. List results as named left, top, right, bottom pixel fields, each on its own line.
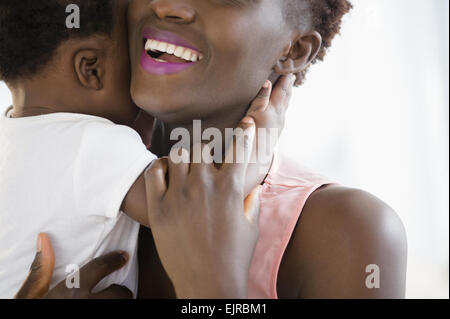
left=73, top=121, right=156, bottom=219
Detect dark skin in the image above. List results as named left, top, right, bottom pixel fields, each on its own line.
left=8, top=1, right=138, bottom=125
left=14, top=0, right=407, bottom=298
left=15, top=234, right=133, bottom=299
left=144, top=141, right=265, bottom=299
left=10, top=0, right=294, bottom=298
left=7, top=1, right=159, bottom=228
left=138, top=186, right=408, bottom=299
left=127, top=0, right=407, bottom=298
left=6, top=0, right=289, bottom=232
left=14, top=92, right=291, bottom=299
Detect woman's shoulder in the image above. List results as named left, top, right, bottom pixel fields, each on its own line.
left=278, top=184, right=408, bottom=298
left=269, top=154, right=404, bottom=238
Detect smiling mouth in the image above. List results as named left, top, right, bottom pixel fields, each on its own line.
left=144, top=38, right=204, bottom=64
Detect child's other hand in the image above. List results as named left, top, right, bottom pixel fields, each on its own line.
left=145, top=117, right=261, bottom=299
left=243, top=74, right=295, bottom=195
left=15, top=233, right=132, bottom=299
left=14, top=233, right=54, bottom=299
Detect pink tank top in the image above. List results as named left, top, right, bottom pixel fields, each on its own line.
left=248, top=153, right=333, bottom=299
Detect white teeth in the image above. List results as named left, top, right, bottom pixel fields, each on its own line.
left=149, top=40, right=159, bottom=51
left=157, top=42, right=168, bottom=52
left=182, top=50, right=192, bottom=61
left=174, top=46, right=184, bottom=58
left=145, top=38, right=203, bottom=62
left=167, top=44, right=176, bottom=54
left=145, top=40, right=152, bottom=51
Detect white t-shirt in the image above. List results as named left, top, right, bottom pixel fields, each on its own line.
left=0, top=110, right=156, bottom=298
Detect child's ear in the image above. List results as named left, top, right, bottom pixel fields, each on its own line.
left=74, top=49, right=104, bottom=90
left=274, top=31, right=322, bottom=75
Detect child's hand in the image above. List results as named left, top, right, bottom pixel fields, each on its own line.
left=243, top=75, right=295, bottom=195
left=14, top=233, right=54, bottom=299
left=15, top=233, right=132, bottom=299
left=145, top=117, right=261, bottom=299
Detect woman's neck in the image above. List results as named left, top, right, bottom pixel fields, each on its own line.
left=151, top=106, right=248, bottom=157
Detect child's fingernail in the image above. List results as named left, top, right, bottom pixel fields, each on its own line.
left=241, top=116, right=255, bottom=125
left=263, top=80, right=270, bottom=89
left=119, top=251, right=129, bottom=262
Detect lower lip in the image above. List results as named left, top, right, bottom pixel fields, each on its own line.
left=140, top=51, right=196, bottom=75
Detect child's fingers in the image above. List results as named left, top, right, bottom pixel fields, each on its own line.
left=293, top=72, right=303, bottom=86
left=222, top=117, right=256, bottom=181
left=14, top=233, right=55, bottom=299
left=168, top=147, right=190, bottom=189
left=189, top=143, right=214, bottom=180
left=247, top=80, right=272, bottom=115
left=269, top=74, right=295, bottom=115
left=144, top=158, right=168, bottom=223
left=79, top=251, right=129, bottom=292
left=244, top=185, right=263, bottom=224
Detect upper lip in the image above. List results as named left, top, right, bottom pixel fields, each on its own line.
left=142, top=26, right=204, bottom=56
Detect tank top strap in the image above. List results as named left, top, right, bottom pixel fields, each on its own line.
left=248, top=153, right=334, bottom=298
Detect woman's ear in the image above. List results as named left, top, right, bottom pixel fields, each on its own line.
left=274, top=31, right=322, bottom=75
left=74, top=49, right=104, bottom=90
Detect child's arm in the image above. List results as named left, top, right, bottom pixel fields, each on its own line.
left=121, top=75, right=295, bottom=228
left=243, top=75, right=295, bottom=195
left=122, top=113, right=258, bottom=227
left=120, top=173, right=150, bottom=227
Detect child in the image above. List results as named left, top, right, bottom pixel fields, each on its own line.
left=0, top=0, right=289, bottom=298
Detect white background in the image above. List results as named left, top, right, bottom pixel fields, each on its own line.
left=1, top=0, right=448, bottom=298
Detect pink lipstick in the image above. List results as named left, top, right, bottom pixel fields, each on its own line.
left=140, top=27, right=204, bottom=76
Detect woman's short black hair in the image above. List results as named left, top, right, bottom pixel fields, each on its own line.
left=0, top=0, right=114, bottom=83
left=285, top=0, right=353, bottom=85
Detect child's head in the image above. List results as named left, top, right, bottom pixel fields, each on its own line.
left=0, top=0, right=138, bottom=124
left=128, top=0, right=351, bottom=124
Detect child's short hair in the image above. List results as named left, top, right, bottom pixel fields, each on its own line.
left=284, top=0, right=352, bottom=84
left=0, top=0, right=114, bottom=83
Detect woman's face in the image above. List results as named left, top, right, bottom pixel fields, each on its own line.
left=128, top=0, right=293, bottom=125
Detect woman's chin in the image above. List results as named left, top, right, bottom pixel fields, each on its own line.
left=136, top=104, right=190, bottom=125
